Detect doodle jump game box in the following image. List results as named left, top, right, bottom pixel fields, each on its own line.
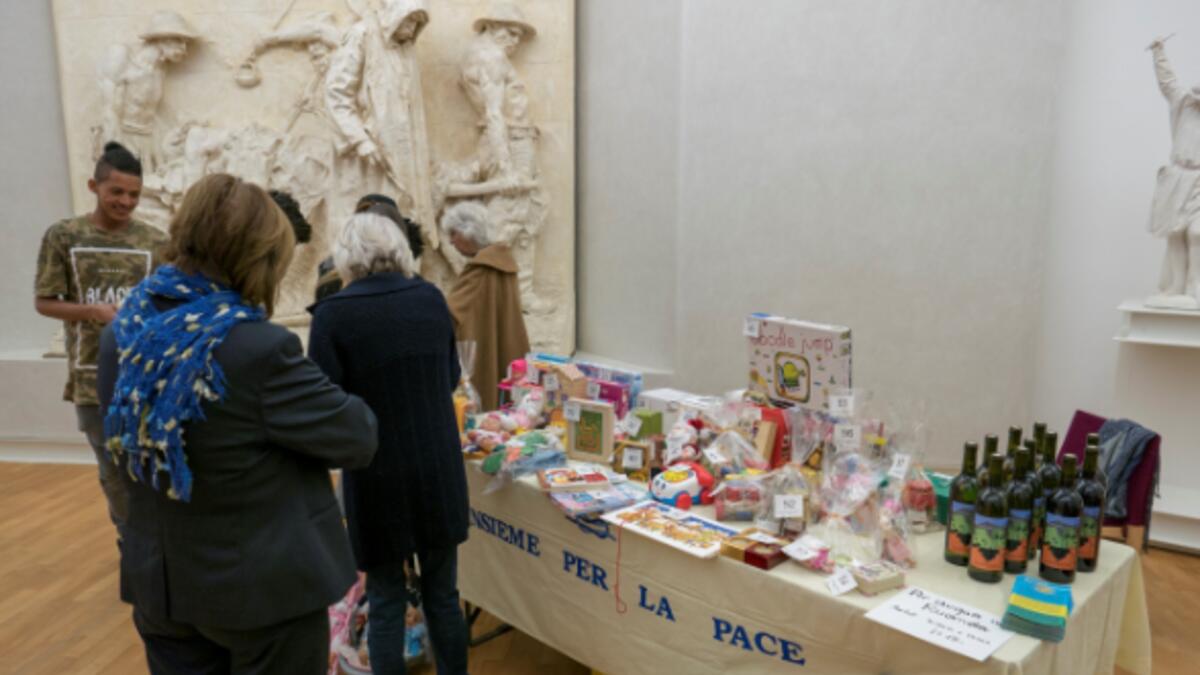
left=745, top=314, right=851, bottom=413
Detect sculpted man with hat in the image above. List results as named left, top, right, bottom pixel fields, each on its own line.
left=95, top=10, right=199, bottom=172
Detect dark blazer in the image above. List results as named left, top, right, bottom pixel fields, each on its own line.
left=309, top=272, right=468, bottom=570
left=98, top=314, right=378, bottom=631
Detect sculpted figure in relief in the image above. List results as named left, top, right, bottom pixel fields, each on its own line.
left=439, top=4, right=548, bottom=314
left=325, top=0, right=437, bottom=248
left=1147, top=36, right=1200, bottom=310
left=94, top=11, right=199, bottom=173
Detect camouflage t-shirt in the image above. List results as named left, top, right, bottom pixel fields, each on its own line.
left=35, top=216, right=168, bottom=405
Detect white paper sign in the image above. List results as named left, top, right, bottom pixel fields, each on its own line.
left=529, top=369, right=541, bottom=385
left=563, top=401, right=582, bottom=422
left=888, top=453, right=912, bottom=481
left=744, top=317, right=761, bottom=338
left=702, top=446, right=725, bottom=464
left=544, top=374, right=559, bottom=391
left=830, top=394, right=855, bottom=417
left=664, top=439, right=685, bottom=464
left=782, top=538, right=817, bottom=561
left=826, top=567, right=858, bottom=596
left=622, top=447, right=645, bottom=470
left=741, top=406, right=763, bottom=423
left=835, top=423, right=861, bottom=451
left=864, top=587, right=1015, bottom=662
left=587, top=382, right=601, bottom=399
left=622, top=415, right=643, bottom=437
left=774, top=494, right=805, bottom=519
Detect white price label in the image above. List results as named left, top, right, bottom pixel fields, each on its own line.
left=774, top=494, right=805, bottom=519
left=622, top=447, right=645, bottom=470
left=598, top=368, right=614, bottom=382
left=530, top=369, right=541, bottom=385
left=702, top=446, right=725, bottom=464
left=830, top=394, right=855, bottom=417
left=888, top=453, right=912, bottom=481
left=544, top=374, right=559, bottom=391
left=826, top=567, right=858, bottom=596
left=741, top=407, right=763, bottom=423
left=746, top=531, right=785, bottom=546
left=783, top=539, right=817, bottom=561
left=681, top=409, right=699, bottom=422
left=564, top=401, right=582, bottom=422
left=835, top=423, right=861, bottom=451
left=622, top=415, right=643, bottom=437
left=664, top=440, right=684, bottom=464
left=744, top=317, right=761, bottom=338
left=587, top=382, right=601, bottom=399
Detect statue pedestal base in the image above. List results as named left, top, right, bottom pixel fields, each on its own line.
left=1116, top=300, right=1200, bottom=348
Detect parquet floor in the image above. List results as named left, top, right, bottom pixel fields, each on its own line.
left=0, top=462, right=1196, bottom=674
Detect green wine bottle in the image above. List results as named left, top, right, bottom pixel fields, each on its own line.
left=946, top=442, right=980, bottom=566
left=1033, top=421, right=1047, bottom=453
left=1024, top=447, right=1044, bottom=560
left=1075, top=445, right=1106, bottom=572
left=1005, top=449, right=1034, bottom=573
left=969, top=456, right=1008, bottom=583
left=1040, top=455, right=1083, bottom=584
left=1034, top=431, right=1061, bottom=561
left=978, top=434, right=999, bottom=487
left=1084, top=435, right=1109, bottom=490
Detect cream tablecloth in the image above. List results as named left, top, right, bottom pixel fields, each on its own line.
left=458, top=466, right=1151, bottom=675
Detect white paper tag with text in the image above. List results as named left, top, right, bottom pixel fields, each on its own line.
left=829, top=394, right=855, bottom=418
left=826, top=567, right=858, bottom=596
left=835, top=423, right=861, bottom=452
left=587, top=382, right=601, bottom=399
left=888, top=453, right=912, bottom=481
left=621, top=447, right=645, bottom=470
left=543, top=373, right=559, bottom=392
left=774, top=494, right=805, bottom=519
left=744, top=317, right=761, bottom=338
left=563, top=401, right=582, bottom=422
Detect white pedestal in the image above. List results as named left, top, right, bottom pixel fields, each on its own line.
left=0, top=352, right=91, bottom=463
left=1115, top=301, right=1200, bottom=348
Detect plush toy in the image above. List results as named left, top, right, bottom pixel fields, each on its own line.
left=511, top=388, right=547, bottom=429
left=650, top=460, right=715, bottom=510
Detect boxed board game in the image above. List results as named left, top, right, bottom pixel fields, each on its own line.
left=745, top=314, right=851, bottom=413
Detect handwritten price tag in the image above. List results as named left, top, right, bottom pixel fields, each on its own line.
left=774, top=494, right=805, bottom=519
left=835, top=423, right=861, bottom=452
left=741, top=407, right=763, bottom=423
left=826, top=567, right=858, bottom=596
left=543, top=374, right=559, bottom=391
left=622, top=447, right=645, bottom=470
left=622, top=415, right=643, bottom=437
left=702, top=446, right=725, bottom=464
left=529, top=369, right=541, bottom=385
left=888, top=453, right=912, bottom=481
left=587, top=382, right=601, bottom=399
left=744, top=317, right=761, bottom=338
left=830, top=394, right=855, bottom=417
left=563, top=401, right=582, bottom=422
left=746, top=531, right=785, bottom=546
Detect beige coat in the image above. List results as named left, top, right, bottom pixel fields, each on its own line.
left=447, top=244, right=530, bottom=411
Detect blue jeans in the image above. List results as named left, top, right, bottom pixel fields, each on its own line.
left=366, top=547, right=468, bottom=675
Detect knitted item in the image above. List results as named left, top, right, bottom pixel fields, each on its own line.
left=103, top=264, right=264, bottom=501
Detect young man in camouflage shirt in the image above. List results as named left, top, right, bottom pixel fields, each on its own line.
left=34, top=142, right=167, bottom=531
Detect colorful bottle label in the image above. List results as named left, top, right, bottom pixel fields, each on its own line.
left=969, top=514, right=1008, bottom=572
left=947, top=501, right=974, bottom=556
left=1042, top=512, right=1080, bottom=571
left=1031, top=497, right=1045, bottom=546
left=1079, top=505, right=1101, bottom=560
left=1005, top=508, right=1031, bottom=562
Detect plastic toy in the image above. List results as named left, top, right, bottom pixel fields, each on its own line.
left=650, top=461, right=715, bottom=510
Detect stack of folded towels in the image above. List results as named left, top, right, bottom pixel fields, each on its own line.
left=1001, top=575, right=1073, bottom=642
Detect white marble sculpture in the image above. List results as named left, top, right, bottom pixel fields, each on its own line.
left=438, top=4, right=547, bottom=318
left=326, top=0, right=437, bottom=248
left=1146, top=36, right=1200, bottom=310
left=51, top=0, right=576, bottom=354
left=94, top=11, right=199, bottom=172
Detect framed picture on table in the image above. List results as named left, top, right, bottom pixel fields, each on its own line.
left=613, top=440, right=653, bottom=481
left=566, top=398, right=615, bottom=464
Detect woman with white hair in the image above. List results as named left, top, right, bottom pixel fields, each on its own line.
left=308, top=211, right=469, bottom=675
left=443, top=201, right=530, bottom=411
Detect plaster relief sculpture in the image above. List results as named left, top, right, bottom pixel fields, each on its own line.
left=438, top=3, right=550, bottom=336
left=94, top=11, right=199, bottom=173
left=1146, top=36, right=1200, bottom=310
left=326, top=0, right=437, bottom=248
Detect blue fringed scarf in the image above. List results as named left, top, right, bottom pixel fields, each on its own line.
left=104, top=264, right=265, bottom=501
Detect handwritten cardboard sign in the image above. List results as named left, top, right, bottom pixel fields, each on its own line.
left=864, top=587, right=1014, bottom=662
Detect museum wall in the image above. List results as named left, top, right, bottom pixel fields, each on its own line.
left=1032, top=0, right=1200, bottom=540
left=579, top=0, right=1068, bottom=467
left=0, top=2, right=71, bottom=356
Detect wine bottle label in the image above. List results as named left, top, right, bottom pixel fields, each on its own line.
left=1080, top=505, right=1102, bottom=560
left=947, top=501, right=974, bottom=555
left=1042, top=512, right=1080, bottom=571
left=969, top=514, right=1007, bottom=572
left=1031, top=497, right=1045, bottom=548
left=1005, top=509, right=1031, bottom=562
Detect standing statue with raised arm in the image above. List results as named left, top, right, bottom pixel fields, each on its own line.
left=94, top=11, right=199, bottom=172
left=1146, top=36, right=1200, bottom=309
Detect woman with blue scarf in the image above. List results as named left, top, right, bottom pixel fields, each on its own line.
left=97, top=173, right=379, bottom=675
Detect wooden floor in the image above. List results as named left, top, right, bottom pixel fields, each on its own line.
left=0, top=462, right=1196, bottom=674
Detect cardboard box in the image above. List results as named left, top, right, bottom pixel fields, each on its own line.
left=746, top=314, right=851, bottom=413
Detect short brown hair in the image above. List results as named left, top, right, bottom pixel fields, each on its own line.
left=163, top=174, right=295, bottom=315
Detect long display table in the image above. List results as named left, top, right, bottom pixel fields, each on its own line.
left=458, top=465, right=1151, bottom=674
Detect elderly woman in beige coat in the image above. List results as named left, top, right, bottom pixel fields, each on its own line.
left=443, top=202, right=529, bottom=411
